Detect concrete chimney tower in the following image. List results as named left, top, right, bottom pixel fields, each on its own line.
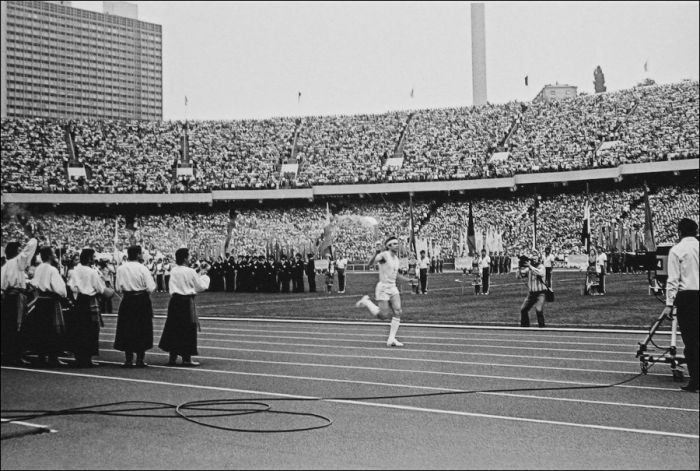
left=471, top=3, right=487, bottom=106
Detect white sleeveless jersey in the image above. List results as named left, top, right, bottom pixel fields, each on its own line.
left=378, top=250, right=399, bottom=285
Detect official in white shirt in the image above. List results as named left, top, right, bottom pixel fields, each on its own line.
left=479, top=249, right=491, bottom=295
left=418, top=250, right=430, bottom=294
left=1, top=238, right=37, bottom=365
left=68, top=249, right=108, bottom=367
left=543, top=246, right=556, bottom=286
left=662, top=218, right=699, bottom=392
left=159, top=248, right=210, bottom=367
left=114, top=245, right=156, bottom=368
left=596, top=247, right=608, bottom=294
left=26, top=246, right=68, bottom=367
left=336, top=254, right=348, bottom=293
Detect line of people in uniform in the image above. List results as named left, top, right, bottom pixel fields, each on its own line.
left=1, top=239, right=210, bottom=368
left=205, top=252, right=349, bottom=294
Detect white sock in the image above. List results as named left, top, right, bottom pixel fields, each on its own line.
left=388, top=317, right=400, bottom=341
left=365, top=299, right=381, bottom=316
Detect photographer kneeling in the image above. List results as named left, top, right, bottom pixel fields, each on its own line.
left=518, top=250, right=549, bottom=328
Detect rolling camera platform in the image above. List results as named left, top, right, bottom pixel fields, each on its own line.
left=636, top=307, right=686, bottom=381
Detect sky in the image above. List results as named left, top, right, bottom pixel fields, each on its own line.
left=78, top=1, right=699, bottom=121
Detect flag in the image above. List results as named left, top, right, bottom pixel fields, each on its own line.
left=409, top=194, right=417, bottom=257
left=524, top=75, right=528, bottom=86
left=581, top=201, right=591, bottom=252
left=298, top=91, right=301, bottom=103
left=410, top=88, right=414, bottom=99
left=643, top=185, right=656, bottom=251
left=467, top=202, right=476, bottom=256
left=184, top=96, right=188, bottom=106
left=643, top=61, right=648, bottom=73
left=318, top=203, right=334, bottom=258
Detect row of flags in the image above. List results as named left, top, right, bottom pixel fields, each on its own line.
left=581, top=184, right=656, bottom=253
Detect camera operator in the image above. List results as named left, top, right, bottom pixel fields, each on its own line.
left=518, top=250, right=548, bottom=328
left=661, top=218, right=699, bottom=393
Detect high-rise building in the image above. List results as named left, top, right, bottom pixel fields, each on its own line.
left=1, top=0, right=162, bottom=120
left=470, top=3, right=487, bottom=107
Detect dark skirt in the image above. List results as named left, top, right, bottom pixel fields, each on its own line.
left=158, top=294, right=198, bottom=356
left=21, top=296, right=65, bottom=356
left=114, top=292, right=153, bottom=352
left=1, top=290, right=26, bottom=358
left=66, top=294, right=101, bottom=356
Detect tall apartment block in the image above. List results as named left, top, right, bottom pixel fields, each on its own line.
left=0, top=0, right=162, bottom=120
left=470, top=3, right=487, bottom=107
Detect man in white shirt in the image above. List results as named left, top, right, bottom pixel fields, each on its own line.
left=480, top=249, right=491, bottom=295
left=26, top=246, right=68, bottom=367
left=159, top=248, right=210, bottom=367
left=595, top=247, right=608, bottom=294
left=543, top=246, right=556, bottom=287
left=68, top=248, right=108, bottom=368
left=1, top=238, right=37, bottom=365
left=335, top=254, right=348, bottom=293
left=114, top=245, right=156, bottom=368
left=661, top=218, right=699, bottom=392
left=356, top=237, right=412, bottom=347
left=418, top=250, right=430, bottom=294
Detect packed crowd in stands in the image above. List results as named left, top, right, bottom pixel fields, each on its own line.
left=3, top=182, right=697, bottom=264
left=2, top=81, right=697, bottom=193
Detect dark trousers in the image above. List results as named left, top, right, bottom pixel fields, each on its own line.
left=307, top=273, right=316, bottom=292
left=419, top=268, right=428, bottom=293
left=521, top=291, right=546, bottom=327
left=338, top=269, right=346, bottom=292
left=545, top=267, right=552, bottom=286
left=598, top=272, right=605, bottom=294
left=676, top=291, right=699, bottom=387
left=482, top=269, right=490, bottom=294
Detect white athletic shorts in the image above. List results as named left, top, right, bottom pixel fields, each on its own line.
left=375, top=282, right=400, bottom=301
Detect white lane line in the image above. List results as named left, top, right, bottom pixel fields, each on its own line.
left=95, top=347, right=674, bottom=390
left=95, top=335, right=647, bottom=366
left=1, top=418, right=57, bottom=433
left=101, top=315, right=672, bottom=334
left=98, top=326, right=659, bottom=348
left=2, top=367, right=696, bottom=440
left=95, top=350, right=692, bottom=403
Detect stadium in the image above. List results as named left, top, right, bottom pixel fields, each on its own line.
left=1, top=1, right=698, bottom=469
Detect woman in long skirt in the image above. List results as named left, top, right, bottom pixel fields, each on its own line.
left=159, top=248, right=210, bottom=367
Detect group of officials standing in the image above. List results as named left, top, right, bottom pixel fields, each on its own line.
left=205, top=252, right=349, bottom=294
left=1, top=239, right=210, bottom=368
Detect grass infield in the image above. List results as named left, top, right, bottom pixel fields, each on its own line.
left=116, top=272, right=668, bottom=329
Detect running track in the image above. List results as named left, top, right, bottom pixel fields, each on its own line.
left=2, top=315, right=698, bottom=469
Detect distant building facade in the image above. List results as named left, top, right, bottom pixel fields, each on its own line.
left=1, top=0, right=162, bottom=120
left=534, top=83, right=578, bottom=103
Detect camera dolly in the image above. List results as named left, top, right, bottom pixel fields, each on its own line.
left=636, top=307, right=686, bottom=381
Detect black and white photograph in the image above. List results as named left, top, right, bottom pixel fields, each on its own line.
left=1, top=1, right=698, bottom=469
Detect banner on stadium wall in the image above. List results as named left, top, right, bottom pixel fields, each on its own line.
left=566, top=254, right=588, bottom=270
left=67, top=166, right=86, bottom=178
left=315, top=259, right=329, bottom=271
left=280, top=163, right=299, bottom=174
left=488, top=152, right=509, bottom=163
left=454, top=257, right=473, bottom=270
left=383, top=157, right=404, bottom=170
left=176, top=167, right=194, bottom=177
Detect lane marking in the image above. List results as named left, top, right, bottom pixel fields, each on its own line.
left=94, top=350, right=693, bottom=403
left=2, top=367, right=696, bottom=440
left=96, top=335, right=650, bottom=366
left=98, top=326, right=669, bottom=349
left=101, top=317, right=673, bottom=335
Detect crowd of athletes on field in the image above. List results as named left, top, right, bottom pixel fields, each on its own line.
left=1, top=81, right=697, bottom=194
